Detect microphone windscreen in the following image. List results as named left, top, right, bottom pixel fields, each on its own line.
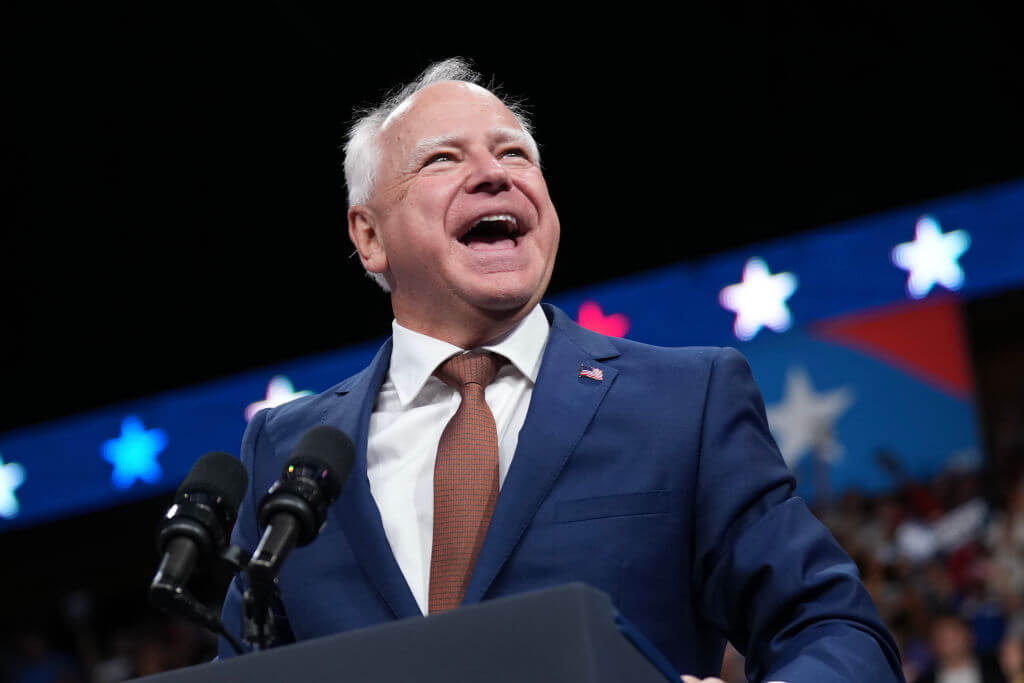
left=285, top=426, right=356, bottom=501
left=176, top=451, right=249, bottom=514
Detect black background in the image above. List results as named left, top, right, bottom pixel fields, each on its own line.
left=2, top=1, right=1023, bottom=639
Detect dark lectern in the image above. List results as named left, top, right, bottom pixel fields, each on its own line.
left=133, top=583, right=677, bottom=682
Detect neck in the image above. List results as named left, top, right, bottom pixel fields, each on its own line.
left=392, top=300, right=536, bottom=349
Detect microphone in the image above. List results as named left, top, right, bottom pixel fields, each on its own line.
left=149, top=451, right=248, bottom=652
left=245, top=425, right=355, bottom=646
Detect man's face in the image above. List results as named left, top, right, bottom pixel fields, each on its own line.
left=932, top=618, right=972, bottom=663
left=354, top=81, right=560, bottom=335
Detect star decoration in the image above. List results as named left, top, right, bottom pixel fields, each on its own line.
left=891, top=215, right=971, bottom=299
left=0, top=453, right=26, bottom=519
left=245, top=375, right=314, bottom=422
left=719, top=257, right=799, bottom=341
left=766, top=366, right=854, bottom=468
left=101, top=416, right=167, bottom=489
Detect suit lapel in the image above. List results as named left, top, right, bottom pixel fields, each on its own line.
left=324, top=339, right=422, bottom=620
left=463, top=305, right=621, bottom=605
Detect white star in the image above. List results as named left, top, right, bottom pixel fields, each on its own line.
left=719, top=257, right=798, bottom=341
left=0, top=453, right=27, bottom=519
left=891, top=215, right=971, bottom=299
left=245, top=375, right=314, bottom=421
left=766, top=367, right=854, bottom=468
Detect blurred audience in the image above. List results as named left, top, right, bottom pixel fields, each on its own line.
left=0, top=614, right=214, bottom=683
left=5, top=459, right=1024, bottom=681
left=917, top=613, right=1004, bottom=683
left=718, top=460, right=1024, bottom=682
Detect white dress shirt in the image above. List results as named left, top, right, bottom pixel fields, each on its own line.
left=365, top=305, right=550, bottom=615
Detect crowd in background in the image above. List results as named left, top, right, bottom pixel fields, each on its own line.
left=821, top=474, right=1024, bottom=683
left=723, top=433, right=1024, bottom=682
left=4, top=442, right=1024, bottom=682
left=0, top=612, right=215, bottom=683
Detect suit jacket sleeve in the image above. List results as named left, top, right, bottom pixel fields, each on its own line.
left=218, top=408, right=295, bottom=658
left=692, top=347, right=903, bottom=681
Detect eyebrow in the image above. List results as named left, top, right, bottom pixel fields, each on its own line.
left=408, top=134, right=461, bottom=165
left=407, top=128, right=534, bottom=167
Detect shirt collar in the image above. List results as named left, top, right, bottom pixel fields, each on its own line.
left=388, top=304, right=550, bottom=407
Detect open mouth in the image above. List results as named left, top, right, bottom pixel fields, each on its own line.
left=458, top=214, right=521, bottom=250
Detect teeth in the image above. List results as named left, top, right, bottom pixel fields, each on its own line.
left=477, top=214, right=517, bottom=225
left=460, top=214, right=521, bottom=245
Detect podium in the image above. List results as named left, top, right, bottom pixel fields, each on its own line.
left=134, top=583, right=677, bottom=682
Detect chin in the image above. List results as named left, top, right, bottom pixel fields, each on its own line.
left=472, top=289, right=533, bottom=313
left=450, top=256, right=553, bottom=313
left=462, top=277, right=540, bottom=313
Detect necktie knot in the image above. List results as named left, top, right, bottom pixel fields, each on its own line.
left=435, top=352, right=504, bottom=393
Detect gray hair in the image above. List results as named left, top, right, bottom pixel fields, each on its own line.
left=344, top=57, right=540, bottom=292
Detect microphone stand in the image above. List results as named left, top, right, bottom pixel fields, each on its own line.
left=149, top=544, right=248, bottom=655
left=242, top=580, right=276, bottom=650
left=243, top=467, right=328, bottom=650
left=243, top=513, right=303, bottom=650
left=148, top=503, right=250, bottom=656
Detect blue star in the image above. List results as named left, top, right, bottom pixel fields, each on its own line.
left=0, top=453, right=26, bottom=519
left=101, top=416, right=167, bottom=489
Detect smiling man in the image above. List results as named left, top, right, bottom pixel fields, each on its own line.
left=220, top=59, right=904, bottom=682
left=347, top=76, right=559, bottom=348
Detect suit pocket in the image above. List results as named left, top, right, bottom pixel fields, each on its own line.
left=553, top=490, right=672, bottom=523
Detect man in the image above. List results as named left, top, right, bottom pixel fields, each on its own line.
left=219, top=58, right=903, bottom=681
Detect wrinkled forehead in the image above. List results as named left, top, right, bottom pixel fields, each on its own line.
left=381, top=80, right=499, bottom=132
left=377, top=81, right=523, bottom=159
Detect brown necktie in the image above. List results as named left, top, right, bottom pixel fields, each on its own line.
left=428, top=351, right=505, bottom=613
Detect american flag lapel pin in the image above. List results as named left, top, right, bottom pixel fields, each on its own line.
left=579, top=364, right=604, bottom=382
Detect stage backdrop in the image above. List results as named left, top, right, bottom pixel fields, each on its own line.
left=2, top=179, right=1022, bottom=531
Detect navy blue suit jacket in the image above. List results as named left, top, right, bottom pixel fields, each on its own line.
left=220, top=304, right=902, bottom=681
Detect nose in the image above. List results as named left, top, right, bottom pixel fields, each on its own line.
left=464, top=150, right=510, bottom=194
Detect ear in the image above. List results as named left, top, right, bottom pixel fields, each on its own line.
left=348, top=205, right=388, bottom=275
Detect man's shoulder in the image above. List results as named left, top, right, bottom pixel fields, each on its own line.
left=606, top=339, right=754, bottom=398
left=612, top=335, right=739, bottom=367
left=255, top=343, right=390, bottom=440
